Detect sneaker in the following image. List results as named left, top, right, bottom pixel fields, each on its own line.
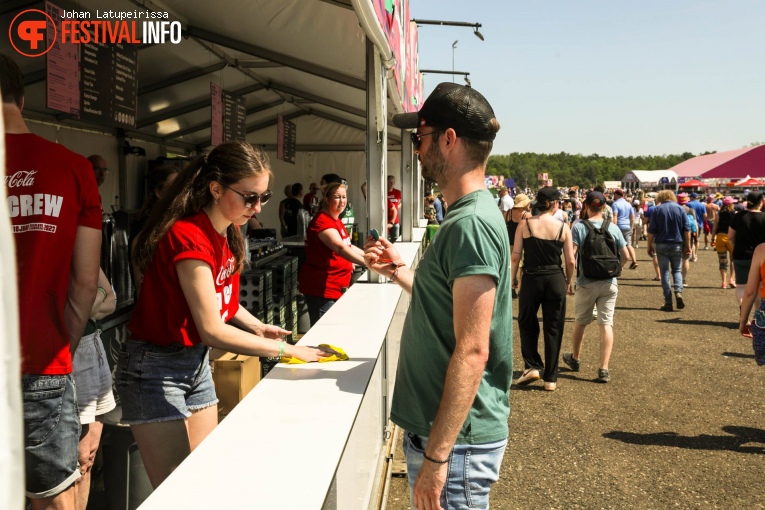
left=562, top=352, right=580, bottom=372
left=721, top=283, right=727, bottom=289
left=544, top=381, right=557, bottom=391
left=516, top=368, right=540, bottom=385
left=675, top=292, right=685, bottom=310
left=597, top=368, right=610, bottom=383
left=660, top=303, right=673, bottom=312
left=729, top=280, right=737, bottom=289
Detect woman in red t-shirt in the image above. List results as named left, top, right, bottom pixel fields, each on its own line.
left=117, top=142, right=332, bottom=489
left=299, top=181, right=366, bottom=325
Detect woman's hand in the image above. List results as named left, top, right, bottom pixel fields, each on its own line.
left=740, top=321, right=752, bottom=338
left=566, top=282, right=575, bottom=296
left=261, top=324, right=291, bottom=339
left=288, top=344, right=338, bottom=362
left=512, top=277, right=519, bottom=289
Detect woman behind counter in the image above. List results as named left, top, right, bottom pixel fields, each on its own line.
left=117, top=141, right=332, bottom=489
left=299, top=181, right=366, bottom=326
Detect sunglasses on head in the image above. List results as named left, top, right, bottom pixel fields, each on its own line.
left=411, top=129, right=445, bottom=151
left=224, top=185, right=272, bottom=207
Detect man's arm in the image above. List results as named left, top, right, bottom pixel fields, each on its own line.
left=413, top=274, right=496, bottom=510
left=67, top=226, right=101, bottom=352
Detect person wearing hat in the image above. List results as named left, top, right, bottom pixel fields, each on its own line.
left=711, top=196, right=736, bottom=288
left=687, top=192, right=707, bottom=260
left=512, top=186, right=575, bottom=392
left=729, top=191, right=765, bottom=305
left=363, top=82, right=511, bottom=509
left=507, top=193, right=532, bottom=298
left=611, top=189, right=638, bottom=269
left=563, top=191, right=629, bottom=383
left=497, top=185, right=514, bottom=224
left=646, top=190, right=690, bottom=311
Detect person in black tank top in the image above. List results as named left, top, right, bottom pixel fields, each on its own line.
left=510, top=187, right=576, bottom=391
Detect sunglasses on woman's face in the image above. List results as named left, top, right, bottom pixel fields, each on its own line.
left=224, top=185, right=272, bottom=208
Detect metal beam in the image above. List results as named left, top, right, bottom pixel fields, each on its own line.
left=137, top=82, right=265, bottom=129
left=184, top=25, right=366, bottom=90
left=257, top=144, right=402, bottom=152
left=1, top=0, right=38, bottom=16
left=164, top=99, right=285, bottom=140
left=309, top=110, right=402, bottom=143
left=138, top=62, right=227, bottom=97
left=317, top=0, right=353, bottom=10
left=22, top=109, right=198, bottom=151
left=245, top=110, right=307, bottom=134
left=23, top=69, right=46, bottom=87
left=237, top=61, right=285, bottom=69
left=266, top=81, right=366, bottom=119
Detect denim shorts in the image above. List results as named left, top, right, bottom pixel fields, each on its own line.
left=403, top=430, right=507, bottom=509
left=72, top=331, right=116, bottom=424
left=22, top=373, right=82, bottom=498
left=115, top=340, right=218, bottom=425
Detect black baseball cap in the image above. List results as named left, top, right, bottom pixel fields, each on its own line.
left=392, top=82, right=497, bottom=141
left=584, top=191, right=607, bottom=206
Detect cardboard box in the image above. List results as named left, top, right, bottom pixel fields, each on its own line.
left=212, top=352, right=261, bottom=418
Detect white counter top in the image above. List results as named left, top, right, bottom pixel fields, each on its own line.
left=139, top=236, right=422, bottom=510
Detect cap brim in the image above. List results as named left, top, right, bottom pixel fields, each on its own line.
left=392, top=112, right=419, bottom=129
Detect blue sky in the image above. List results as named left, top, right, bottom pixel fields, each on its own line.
left=409, top=0, right=764, bottom=157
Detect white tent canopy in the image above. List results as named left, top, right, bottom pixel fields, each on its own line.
left=622, top=170, right=678, bottom=189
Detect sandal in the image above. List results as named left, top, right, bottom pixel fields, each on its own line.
left=729, top=280, right=737, bottom=288
left=652, top=277, right=660, bottom=281
left=629, top=262, right=639, bottom=270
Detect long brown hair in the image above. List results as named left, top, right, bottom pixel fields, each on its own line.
left=133, top=141, right=271, bottom=273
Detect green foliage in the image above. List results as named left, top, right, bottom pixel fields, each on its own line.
left=489, top=152, right=700, bottom=189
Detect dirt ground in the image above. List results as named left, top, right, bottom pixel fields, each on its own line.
left=384, top=246, right=765, bottom=510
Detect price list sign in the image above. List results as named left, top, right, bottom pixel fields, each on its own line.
left=277, top=115, right=296, bottom=164
left=79, top=43, right=138, bottom=128
left=45, top=1, right=80, bottom=114
left=222, top=90, right=246, bottom=142
left=210, top=83, right=223, bottom=146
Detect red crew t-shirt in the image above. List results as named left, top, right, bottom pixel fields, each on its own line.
left=388, top=188, right=401, bottom=224
left=5, top=133, right=103, bottom=375
left=299, top=211, right=353, bottom=299
left=129, top=211, right=240, bottom=347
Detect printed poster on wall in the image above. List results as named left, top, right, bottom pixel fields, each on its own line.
left=46, top=1, right=80, bottom=114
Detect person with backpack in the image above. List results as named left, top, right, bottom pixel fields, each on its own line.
left=562, top=191, right=629, bottom=383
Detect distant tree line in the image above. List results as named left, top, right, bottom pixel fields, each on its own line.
left=487, top=151, right=712, bottom=189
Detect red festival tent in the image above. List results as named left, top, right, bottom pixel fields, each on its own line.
left=669, top=145, right=765, bottom=179
left=679, top=179, right=709, bottom=188
left=735, top=177, right=765, bottom=187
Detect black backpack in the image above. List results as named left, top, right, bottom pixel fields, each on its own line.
left=578, top=220, right=621, bottom=279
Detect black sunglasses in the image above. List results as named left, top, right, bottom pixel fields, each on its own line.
left=224, top=185, right=272, bottom=207
left=411, top=129, right=444, bottom=151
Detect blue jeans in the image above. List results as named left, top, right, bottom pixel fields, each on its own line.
left=23, top=374, right=81, bottom=498
left=115, top=340, right=217, bottom=425
left=403, top=431, right=507, bottom=509
left=656, top=242, right=683, bottom=303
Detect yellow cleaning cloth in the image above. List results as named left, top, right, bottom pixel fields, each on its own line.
left=280, top=344, right=349, bottom=364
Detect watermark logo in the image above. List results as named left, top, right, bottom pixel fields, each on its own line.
left=9, top=9, right=57, bottom=57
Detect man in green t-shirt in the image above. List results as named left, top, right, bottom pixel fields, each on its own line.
left=365, top=82, right=512, bottom=510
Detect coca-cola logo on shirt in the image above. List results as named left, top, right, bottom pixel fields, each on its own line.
left=215, top=256, right=236, bottom=286
left=5, top=170, right=36, bottom=188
